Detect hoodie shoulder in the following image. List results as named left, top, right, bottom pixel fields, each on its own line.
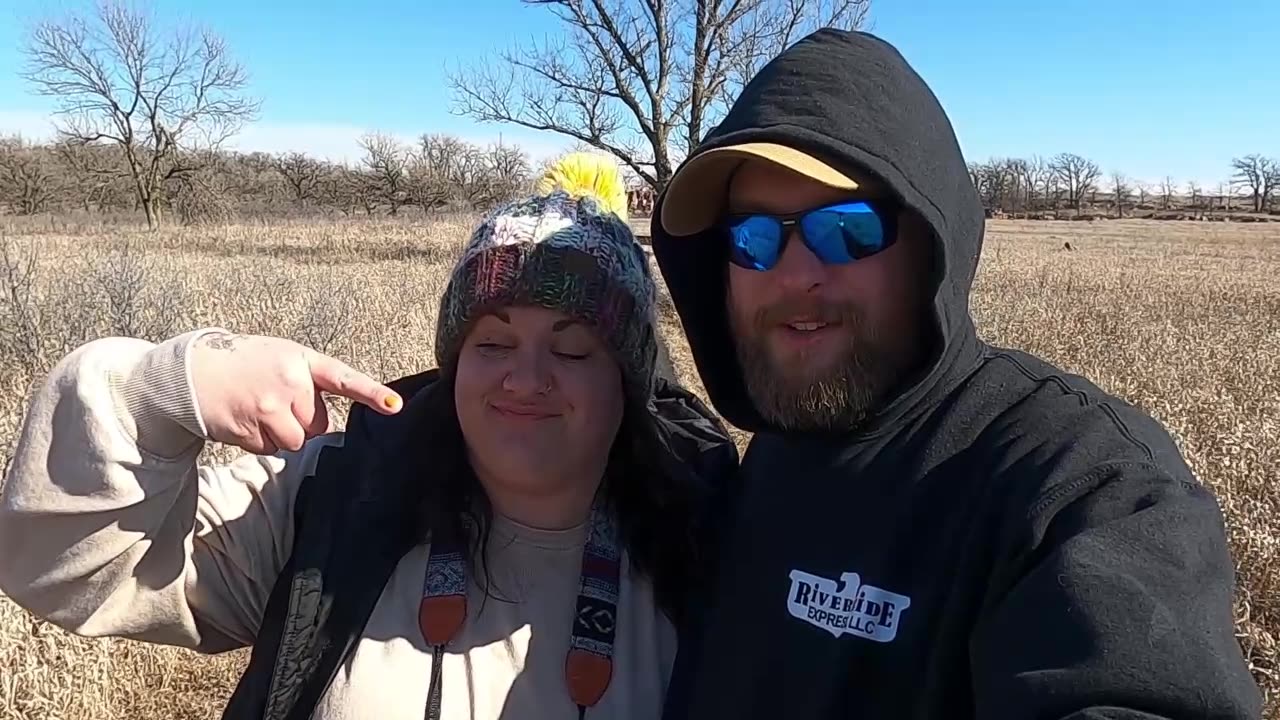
left=958, top=350, right=1260, bottom=717
left=953, top=347, right=1206, bottom=539
left=978, top=348, right=1188, bottom=472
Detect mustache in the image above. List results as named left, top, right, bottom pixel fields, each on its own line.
left=752, top=298, right=861, bottom=329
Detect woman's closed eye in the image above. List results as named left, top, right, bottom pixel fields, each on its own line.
left=474, top=342, right=513, bottom=356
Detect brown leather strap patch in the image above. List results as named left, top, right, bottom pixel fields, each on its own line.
left=419, top=595, right=466, bottom=647
left=565, top=649, right=613, bottom=707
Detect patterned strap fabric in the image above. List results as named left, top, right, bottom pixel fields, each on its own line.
left=419, top=500, right=621, bottom=718
left=420, top=533, right=466, bottom=720
left=566, top=507, right=621, bottom=708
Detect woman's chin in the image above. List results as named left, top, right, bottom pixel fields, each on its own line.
left=481, top=453, right=573, bottom=491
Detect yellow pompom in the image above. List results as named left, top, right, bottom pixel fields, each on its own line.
left=535, top=151, right=629, bottom=222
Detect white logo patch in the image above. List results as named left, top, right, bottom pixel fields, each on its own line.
left=786, top=570, right=911, bottom=643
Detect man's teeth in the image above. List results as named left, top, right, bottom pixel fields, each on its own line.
left=787, top=321, right=827, bottom=331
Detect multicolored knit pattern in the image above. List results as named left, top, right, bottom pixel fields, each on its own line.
left=433, top=189, right=659, bottom=400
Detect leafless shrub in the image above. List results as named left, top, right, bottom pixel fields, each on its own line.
left=91, top=239, right=189, bottom=342
left=290, top=271, right=358, bottom=357
left=358, top=133, right=412, bottom=216
left=273, top=152, right=323, bottom=208
left=0, top=136, right=66, bottom=215
left=171, top=175, right=235, bottom=226
left=0, top=235, right=45, bottom=376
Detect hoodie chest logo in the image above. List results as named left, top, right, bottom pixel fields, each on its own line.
left=786, top=570, right=911, bottom=643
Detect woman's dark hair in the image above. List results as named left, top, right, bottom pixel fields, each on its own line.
left=385, top=362, right=705, bottom=620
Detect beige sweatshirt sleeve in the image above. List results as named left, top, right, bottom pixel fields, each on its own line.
left=0, top=329, right=343, bottom=654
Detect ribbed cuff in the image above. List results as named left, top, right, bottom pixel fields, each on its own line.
left=117, top=328, right=226, bottom=458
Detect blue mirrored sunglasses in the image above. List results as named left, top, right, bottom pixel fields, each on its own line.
left=722, top=200, right=898, bottom=271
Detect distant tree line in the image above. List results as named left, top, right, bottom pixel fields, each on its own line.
left=0, top=132, right=536, bottom=224
left=968, top=153, right=1280, bottom=219
left=5, top=137, right=1279, bottom=225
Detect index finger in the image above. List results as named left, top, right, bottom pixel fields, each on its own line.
left=307, top=351, right=402, bottom=414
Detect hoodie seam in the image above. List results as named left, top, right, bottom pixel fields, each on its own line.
left=985, top=351, right=1157, bottom=463
left=1025, top=460, right=1198, bottom=527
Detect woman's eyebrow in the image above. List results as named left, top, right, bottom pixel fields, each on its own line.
left=552, top=319, right=581, bottom=332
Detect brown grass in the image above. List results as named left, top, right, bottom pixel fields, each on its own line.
left=0, top=216, right=1276, bottom=718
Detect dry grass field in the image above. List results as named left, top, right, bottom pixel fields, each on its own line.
left=0, top=215, right=1276, bottom=719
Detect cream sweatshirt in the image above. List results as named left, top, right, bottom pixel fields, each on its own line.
left=0, top=331, right=677, bottom=719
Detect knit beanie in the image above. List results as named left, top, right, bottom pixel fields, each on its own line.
left=434, top=152, right=659, bottom=400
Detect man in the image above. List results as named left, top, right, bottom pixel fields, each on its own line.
left=651, top=29, right=1262, bottom=719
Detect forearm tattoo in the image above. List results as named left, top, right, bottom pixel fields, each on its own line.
left=201, top=332, right=244, bottom=351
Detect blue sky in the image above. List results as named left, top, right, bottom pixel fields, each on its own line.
left=1, top=0, right=1275, bottom=187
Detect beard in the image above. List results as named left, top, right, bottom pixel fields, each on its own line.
left=728, top=295, right=901, bottom=433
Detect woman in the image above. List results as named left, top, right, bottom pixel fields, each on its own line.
left=0, top=154, right=737, bottom=720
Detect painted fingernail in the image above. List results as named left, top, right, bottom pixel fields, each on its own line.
left=383, top=394, right=402, bottom=410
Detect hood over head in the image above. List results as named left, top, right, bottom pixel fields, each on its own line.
left=651, top=28, right=985, bottom=436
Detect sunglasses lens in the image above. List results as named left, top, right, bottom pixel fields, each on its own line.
left=728, top=216, right=783, bottom=270
left=801, top=202, right=887, bottom=263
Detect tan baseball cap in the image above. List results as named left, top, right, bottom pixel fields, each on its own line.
left=659, top=142, right=861, bottom=236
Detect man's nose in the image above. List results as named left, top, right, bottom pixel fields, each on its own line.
left=771, top=227, right=825, bottom=293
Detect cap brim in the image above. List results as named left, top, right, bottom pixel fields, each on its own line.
left=659, top=142, right=861, bottom=236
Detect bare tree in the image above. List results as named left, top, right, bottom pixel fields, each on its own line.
left=1160, top=176, right=1176, bottom=209
left=170, top=170, right=233, bottom=226
left=273, top=152, right=323, bottom=207
left=1110, top=171, right=1132, bottom=218
left=441, top=140, right=493, bottom=209
left=359, top=133, right=412, bottom=215
left=315, top=163, right=379, bottom=217
left=1013, top=156, right=1048, bottom=211
left=447, top=0, right=871, bottom=191
left=1186, top=180, right=1201, bottom=210
left=405, top=134, right=533, bottom=213
left=967, top=162, right=982, bottom=200
left=485, top=140, right=532, bottom=206
left=970, top=158, right=1022, bottom=214
left=410, top=134, right=469, bottom=212
left=52, top=138, right=134, bottom=211
left=1230, top=154, right=1279, bottom=213
left=1048, top=153, right=1101, bottom=214
left=1040, top=163, right=1060, bottom=210
left=218, top=151, right=288, bottom=208
left=21, top=0, right=259, bottom=229
left=0, top=136, right=65, bottom=215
